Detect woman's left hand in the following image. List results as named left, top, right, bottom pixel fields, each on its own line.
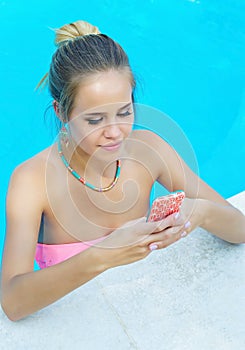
left=177, top=197, right=205, bottom=238
left=147, top=198, right=205, bottom=251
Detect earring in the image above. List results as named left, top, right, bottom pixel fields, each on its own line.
left=60, top=123, right=69, bottom=147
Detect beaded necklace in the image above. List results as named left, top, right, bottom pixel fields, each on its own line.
left=57, top=138, right=121, bottom=192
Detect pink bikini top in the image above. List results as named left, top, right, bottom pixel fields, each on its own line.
left=35, top=236, right=106, bottom=269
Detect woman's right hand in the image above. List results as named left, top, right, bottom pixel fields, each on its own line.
left=93, top=213, right=188, bottom=270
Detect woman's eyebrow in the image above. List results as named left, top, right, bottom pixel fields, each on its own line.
left=84, top=102, right=132, bottom=116
left=84, top=112, right=104, bottom=117
left=118, top=102, right=132, bottom=111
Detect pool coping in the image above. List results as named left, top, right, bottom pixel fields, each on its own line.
left=0, top=190, right=244, bottom=350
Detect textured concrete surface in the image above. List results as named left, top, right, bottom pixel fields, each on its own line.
left=0, top=191, right=244, bottom=350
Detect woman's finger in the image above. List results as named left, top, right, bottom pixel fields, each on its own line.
left=150, top=212, right=186, bottom=233
left=148, top=220, right=192, bottom=251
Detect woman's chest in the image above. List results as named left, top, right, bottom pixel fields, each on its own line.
left=43, top=158, right=156, bottom=243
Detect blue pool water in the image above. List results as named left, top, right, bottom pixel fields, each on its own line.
left=1, top=0, right=245, bottom=255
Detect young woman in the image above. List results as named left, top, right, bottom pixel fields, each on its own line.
left=1, top=20, right=244, bottom=322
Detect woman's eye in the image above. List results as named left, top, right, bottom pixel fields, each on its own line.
left=88, top=118, right=103, bottom=125
left=117, top=110, right=132, bottom=117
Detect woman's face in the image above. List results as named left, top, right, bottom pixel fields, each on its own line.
left=67, top=70, right=134, bottom=160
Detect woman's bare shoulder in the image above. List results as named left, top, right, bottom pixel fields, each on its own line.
left=128, top=129, right=172, bottom=178
left=130, top=129, right=171, bottom=155
left=131, top=128, right=157, bottom=140
left=8, top=146, right=55, bottom=193
left=131, top=128, right=168, bottom=145
left=11, top=146, right=54, bottom=177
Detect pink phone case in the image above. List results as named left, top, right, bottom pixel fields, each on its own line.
left=148, top=191, right=185, bottom=222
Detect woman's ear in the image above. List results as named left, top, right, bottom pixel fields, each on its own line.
left=53, top=100, right=61, bottom=119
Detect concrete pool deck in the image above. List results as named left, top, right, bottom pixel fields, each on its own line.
left=0, top=191, right=244, bottom=350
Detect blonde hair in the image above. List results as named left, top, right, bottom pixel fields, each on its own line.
left=37, top=20, right=135, bottom=122
left=54, top=21, right=100, bottom=45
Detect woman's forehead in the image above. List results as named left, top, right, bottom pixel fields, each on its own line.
left=72, top=70, right=133, bottom=112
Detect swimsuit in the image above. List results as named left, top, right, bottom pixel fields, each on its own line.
left=35, top=236, right=105, bottom=269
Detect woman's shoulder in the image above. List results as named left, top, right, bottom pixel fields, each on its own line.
left=131, top=128, right=156, bottom=139
left=129, top=129, right=172, bottom=173
left=130, top=128, right=184, bottom=185
left=6, top=147, right=56, bottom=216
left=130, top=128, right=170, bottom=152
left=9, top=146, right=54, bottom=187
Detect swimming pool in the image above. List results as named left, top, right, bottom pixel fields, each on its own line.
left=1, top=0, right=244, bottom=255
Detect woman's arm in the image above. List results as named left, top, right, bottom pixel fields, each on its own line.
left=174, top=174, right=245, bottom=243
left=1, top=247, right=107, bottom=322
left=146, top=130, right=245, bottom=243
left=0, top=164, right=107, bottom=321
left=192, top=196, right=245, bottom=243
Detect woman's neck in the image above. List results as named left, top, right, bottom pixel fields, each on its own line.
left=59, top=139, right=122, bottom=181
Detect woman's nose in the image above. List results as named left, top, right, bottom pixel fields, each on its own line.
left=103, top=123, right=122, bottom=138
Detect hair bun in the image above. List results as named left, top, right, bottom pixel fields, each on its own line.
left=54, top=20, right=100, bottom=46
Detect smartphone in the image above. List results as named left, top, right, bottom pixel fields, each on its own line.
left=147, top=191, right=185, bottom=222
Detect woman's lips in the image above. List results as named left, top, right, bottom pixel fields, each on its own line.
left=100, top=141, right=122, bottom=151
